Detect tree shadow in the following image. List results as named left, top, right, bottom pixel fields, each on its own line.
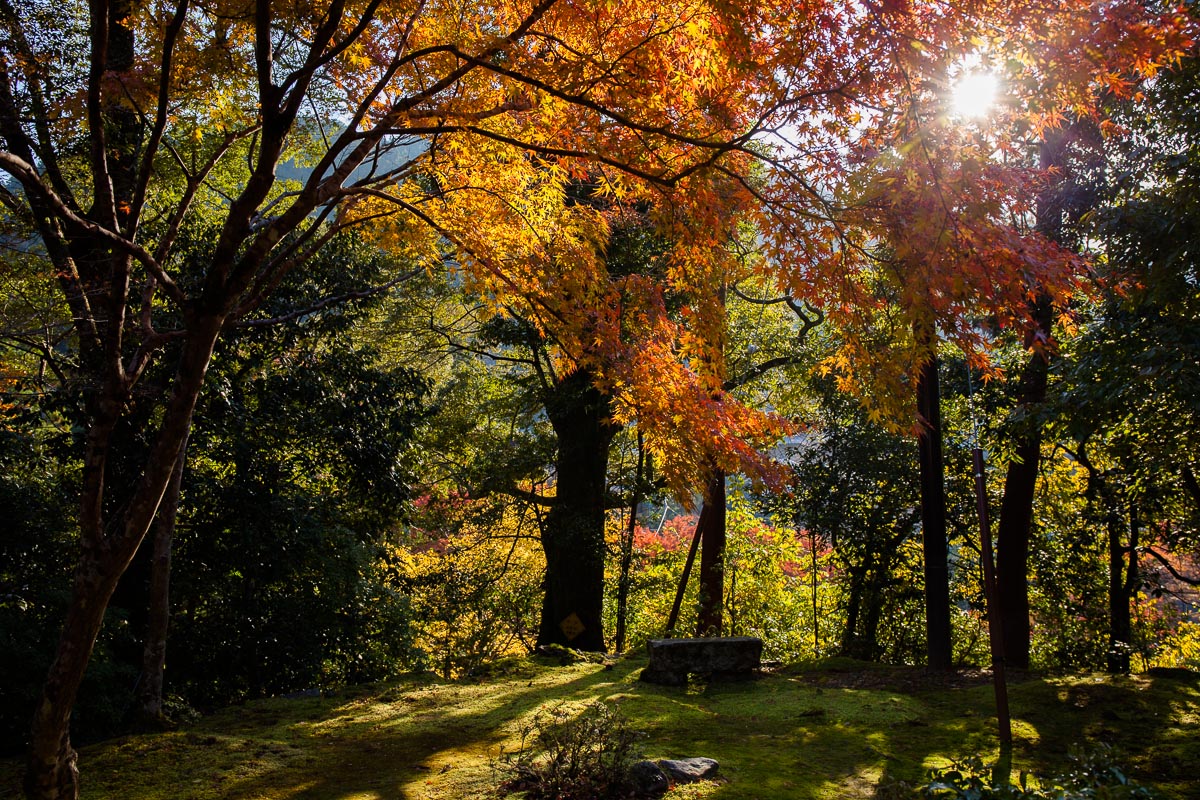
left=2, top=663, right=1196, bottom=799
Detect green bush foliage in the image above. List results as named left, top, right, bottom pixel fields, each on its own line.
left=916, top=746, right=1156, bottom=800
left=500, top=701, right=646, bottom=800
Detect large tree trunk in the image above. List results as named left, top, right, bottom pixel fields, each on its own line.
left=696, top=471, right=726, bottom=637
left=992, top=130, right=1071, bottom=673
left=537, top=370, right=616, bottom=652
left=137, top=436, right=188, bottom=725
left=994, top=298, right=1052, bottom=671
left=25, top=323, right=221, bottom=800
left=993, top=369, right=1051, bottom=671
left=915, top=337, right=952, bottom=670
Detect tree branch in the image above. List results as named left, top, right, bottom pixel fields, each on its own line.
left=233, top=270, right=422, bottom=329
left=130, top=0, right=191, bottom=237
left=0, top=152, right=187, bottom=307
left=1144, top=547, right=1200, bottom=587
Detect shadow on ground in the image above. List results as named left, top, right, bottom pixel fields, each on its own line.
left=0, top=660, right=1196, bottom=800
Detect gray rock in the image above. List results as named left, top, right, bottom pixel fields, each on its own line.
left=628, top=760, right=669, bottom=795
left=656, top=757, right=719, bottom=784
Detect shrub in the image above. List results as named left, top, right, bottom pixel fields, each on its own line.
left=915, top=745, right=1156, bottom=800
left=500, top=701, right=646, bottom=799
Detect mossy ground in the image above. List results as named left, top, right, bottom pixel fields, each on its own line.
left=1, top=659, right=1197, bottom=800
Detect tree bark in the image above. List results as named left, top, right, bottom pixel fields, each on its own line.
left=840, top=563, right=867, bottom=659
left=915, top=336, right=952, bottom=670
left=665, top=506, right=706, bottom=637
left=536, top=369, right=616, bottom=652
left=1107, top=506, right=1139, bottom=674
left=992, top=129, right=1070, bottom=672
left=696, top=471, right=727, bottom=637
left=25, top=322, right=221, bottom=800
left=973, top=447, right=1012, bottom=749
left=137, top=435, right=188, bottom=725
left=994, top=297, right=1052, bottom=671
left=614, top=433, right=645, bottom=654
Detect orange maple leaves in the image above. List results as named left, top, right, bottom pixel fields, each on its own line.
left=7, top=0, right=1194, bottom=498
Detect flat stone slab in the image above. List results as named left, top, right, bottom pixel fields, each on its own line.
left=639, top=636, right=763, bottom=686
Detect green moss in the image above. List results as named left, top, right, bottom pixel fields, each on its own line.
left=1, top=663, right=1196, bottom=799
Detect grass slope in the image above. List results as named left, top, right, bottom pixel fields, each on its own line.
left=1, top=658, right=1197, bottom=800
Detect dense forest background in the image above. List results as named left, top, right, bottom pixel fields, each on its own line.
left=1, top=3, right=1198, bottom=797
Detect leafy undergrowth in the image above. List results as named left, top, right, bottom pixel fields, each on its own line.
left=1, top=659, right=1197, bottom=800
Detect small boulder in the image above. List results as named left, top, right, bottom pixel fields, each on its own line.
left=656, top=757, right=719, bottom=784
left=628, top=760, right=670, bottom=795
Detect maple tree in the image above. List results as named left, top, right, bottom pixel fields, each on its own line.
left=766, top=4, right=1193, bottom=673
left=0, top=0, right=786, bottom=794
left=0, top=0, right=1192, bottom=796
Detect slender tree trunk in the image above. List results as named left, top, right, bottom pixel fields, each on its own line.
left=536, top=370, right=616, bottom=652
left=915, top=334, right=952, bottom=670
left=973, top=448, right=1012, bottom=750
left=25, top=322, right=221, bottom=800
left=810, top=529, right=821, bottom=656
left=840, top=564, right=867, bottom=658
left=137, top=435, right=188, bottom=725
left=696, top=471, right=726, bottom=637
left=1076, top=443, right=1139, bottom=675
left=665, top=507, right=706, bottom=636
left=614, top=432, right=645, bottom=654
left=1108, top=506, right=1139, bottom=674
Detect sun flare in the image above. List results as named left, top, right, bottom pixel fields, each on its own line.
left=951, top=71, right=999, bottom=119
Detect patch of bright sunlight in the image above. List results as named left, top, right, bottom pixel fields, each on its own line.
left=1012, top=718, right=1040, bottom=744
left=951, top=70, right=999, bottom=119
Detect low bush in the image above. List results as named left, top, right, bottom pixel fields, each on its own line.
left=915, top=745, right=1156, bottom=799
left=499, top=701, right=646, bottom=800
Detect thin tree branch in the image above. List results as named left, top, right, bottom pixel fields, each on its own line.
left=0, top=152, right=186, bottom=307
left=130, top=0, right=191, bottom=237
left=1144, top=548, right=1200, bottom=587
left=233, top=270, right=421, bottom=328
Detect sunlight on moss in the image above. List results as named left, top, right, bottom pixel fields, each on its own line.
left=2, top=661, right=1198, bottom=799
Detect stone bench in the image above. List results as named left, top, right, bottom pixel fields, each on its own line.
left=638, top=636, right=763, bottom=686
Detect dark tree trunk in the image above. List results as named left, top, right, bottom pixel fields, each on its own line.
left=994, top=296, right=1052, bottom=672
left=614, top=433, right=645, bottom=654
left=696, top=471, right=726, bottom=637
left=915, top=338, right=952, bottom=670
left=1108, top=506, right=1139, bottom=674
left=137, top=436, right=188, bottom=725
left=537, top=370, right=616, bottom=652
left=992, top=129, right=1071, bottom=673
left=665, top=507, right=706, bottom=637
left=840, top=563, right=868, bottom=659
left=994, top=434, right=1038, bottom=671
left=1077, top=443, right=1140, bottom=675
left=860, top=574, right=888, bottom=660
left=25, top=322, right=221, bottom=800
left=973, top=447, right=1012, bottom=749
